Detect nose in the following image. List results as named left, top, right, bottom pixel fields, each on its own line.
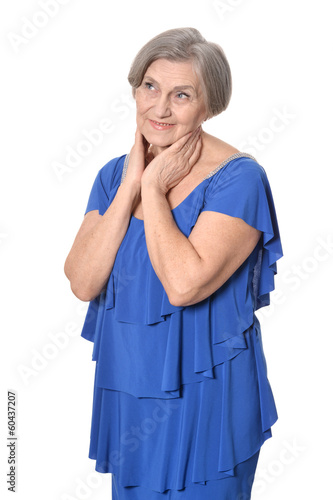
left=154, top=94, right=172, bottom=119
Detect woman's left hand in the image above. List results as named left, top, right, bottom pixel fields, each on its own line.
left=141, top=126, right=202, bottom=195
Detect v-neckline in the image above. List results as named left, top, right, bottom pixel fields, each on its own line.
left=131, top=179, right=206, bottom=221
left=126, top=152, right=257, bottom=221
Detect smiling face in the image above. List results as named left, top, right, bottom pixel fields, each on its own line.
left=134, top=58, right=207, bottom=153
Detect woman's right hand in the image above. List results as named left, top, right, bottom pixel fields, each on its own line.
left=122, top=127, right=153, bottom=190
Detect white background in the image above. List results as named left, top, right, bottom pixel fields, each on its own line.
left=1, top=0, right=332, bottom=498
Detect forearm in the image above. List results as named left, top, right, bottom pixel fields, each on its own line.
left=141, top=184, right=203, bottom=306
left=65, top=182, right=140, bottom=301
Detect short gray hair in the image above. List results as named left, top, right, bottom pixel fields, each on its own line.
left=127, top=27, right=232, bottom=119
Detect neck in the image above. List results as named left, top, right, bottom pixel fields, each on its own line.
left=150, top=143, right=170, bottom=157
left=150, top=129, right=207, bottom=158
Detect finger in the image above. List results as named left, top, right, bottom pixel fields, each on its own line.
left=182, top=129, right=201, bottom=157
left=135, top=127, right=146, bottom=145
left=169, top=129, right=197, bottom=153
left=183, top=139, right=201, bottom=176
left=143, top=137, right=150, bottom=154
left=172, top=135, right=191, bottom=153
left=188, top=134, right=202, bottom=167
left=182, top=127, right=201, bottom=152
left=135, top=126, right=142, bottom=140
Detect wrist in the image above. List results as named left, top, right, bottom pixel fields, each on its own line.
left=141, top=179, right=167, bottom=198
left=118, top=181, right=141, bottom=209
left=141, top=168, right=168, bottom=196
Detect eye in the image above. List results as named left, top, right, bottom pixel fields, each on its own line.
left=176, top=92, right=190, bottom=99
left=144, top=82, right=155, bottom=90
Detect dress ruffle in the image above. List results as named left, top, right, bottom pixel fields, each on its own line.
left=80, top=154, right=283, bottom=492
left=87, top=319, right=274, bottom=493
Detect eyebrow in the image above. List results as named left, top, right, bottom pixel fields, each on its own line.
left=144, top=75, right=197, bottom=94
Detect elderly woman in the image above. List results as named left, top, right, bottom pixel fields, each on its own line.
left=64, top=27, right=283, bottom=500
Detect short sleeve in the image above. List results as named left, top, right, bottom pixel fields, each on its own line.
left=202, top=158, right=283, bottom=310
left=80, top=155, right=125, bottom=344
left=84, top=155, right=125, bottom=216
left=85, top=170, right=110, bottom=215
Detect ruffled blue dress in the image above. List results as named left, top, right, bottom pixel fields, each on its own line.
left=80, top=152, right=283, bottom=499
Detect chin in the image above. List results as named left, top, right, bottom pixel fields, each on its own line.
left=142, top=130, right=175, bottom=148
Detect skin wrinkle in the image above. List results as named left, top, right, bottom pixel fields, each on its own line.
left=136, top=59, right=261, bottom=306
left=64, top=58, right=261, bottom=304
left=135, top=59, right=207, bottom=154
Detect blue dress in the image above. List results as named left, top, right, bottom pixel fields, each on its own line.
left=80, top=152, right=283, bottom=499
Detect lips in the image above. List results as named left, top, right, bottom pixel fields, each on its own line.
left=149, top=119, right=176, bottom=131
left=151, top=120, right=173, bottom=126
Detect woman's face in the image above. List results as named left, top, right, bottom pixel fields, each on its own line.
left=135, top=58, right=207, bottom=152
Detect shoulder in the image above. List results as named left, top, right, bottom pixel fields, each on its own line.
left=200, top=131, right=239, bottom=168
left=200, top=132, right=267, bottom=181
left=210, top=155, right=268, bottom=190
left=226, top=156, right=267, bottom=179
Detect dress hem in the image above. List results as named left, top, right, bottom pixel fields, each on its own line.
left=87, top=431, right=272, bottom=493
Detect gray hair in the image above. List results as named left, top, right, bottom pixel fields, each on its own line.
left=127, top=27, right=232, bottom=119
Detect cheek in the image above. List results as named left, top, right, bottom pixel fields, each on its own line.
left=178, top=102, right=204, bottom=123
left=135, top=92, right=151, bottom=114
left=178, top=111, right=201, bottom=129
